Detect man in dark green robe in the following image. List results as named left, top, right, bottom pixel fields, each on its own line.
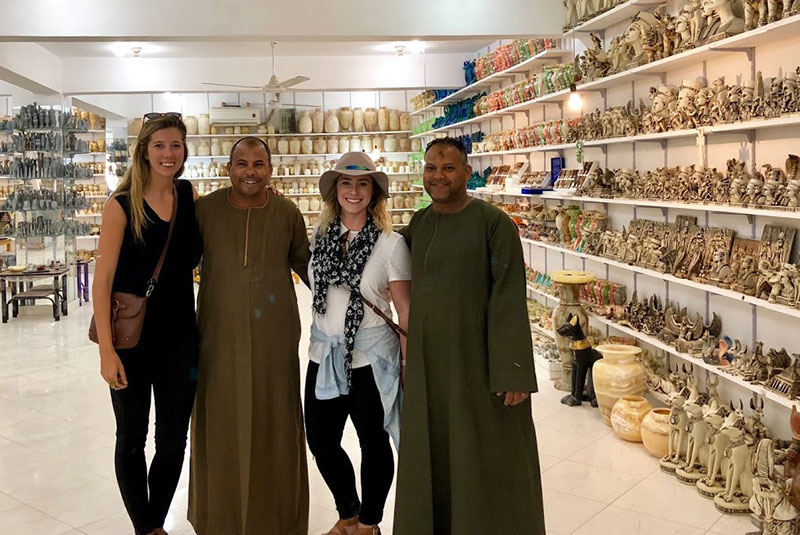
left=394, top=138, right=545, bottom=535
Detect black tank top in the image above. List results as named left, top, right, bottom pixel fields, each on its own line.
left=112, top=179, right=201, bottom=345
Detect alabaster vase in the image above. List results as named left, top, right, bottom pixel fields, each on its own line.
left=641, top=408, right=671, bottom=458
left=184, top=116, right=198, bottom=135
left=353, top=108, right=365, bottom=132
left=610, top=395, right=653, bottom=442
left=324, top=110, right=340, bottom=133
left=198, top=114, right=210, bottom=135
left=592, top=344, right=646, bottom=426
left=550, top=270, right=594, bottom=393
left=337, top=107, right=354, bottom=131
left=364, top=108, right=378, bottom=132
left=311, top=109, right=324, bottom=133
left=298, top=111, right=313, bottom=134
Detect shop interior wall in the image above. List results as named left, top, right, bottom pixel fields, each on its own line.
left=519, top=9, right=800, bottom=438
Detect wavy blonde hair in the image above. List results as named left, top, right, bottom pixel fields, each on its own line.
left=114, top=115, right=188, bottom=242
left=318, top=178, right=393, bottom=235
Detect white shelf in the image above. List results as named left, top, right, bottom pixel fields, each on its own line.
left=527, top=284, right=560, bottom=303
left=520, top=237, right=800, bottom=321
left=526, top=277, right=796, bottom=408
left=131, top=131, right=413, bottom=140
left=530, top=321, right=556, bottom=340
left=539, top=192, right=800, bottom=221
left=410, top=48, right=572, bottom=116
left=468, top=189, right=539, bottom=198
left=566, top=0, right=664, bottom=33
left=75, top=213, right=102, bottom=218
left=76, top=235, right=100, bottom=239
left=415, top=15, right=800, bottom=140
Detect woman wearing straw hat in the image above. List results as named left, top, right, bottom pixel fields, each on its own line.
left=305, top=151, right=410, bottom=535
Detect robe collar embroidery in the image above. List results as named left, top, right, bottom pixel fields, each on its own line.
left=226, top=189, right=270, bottom=267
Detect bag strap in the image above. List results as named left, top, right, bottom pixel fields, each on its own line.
left=361, top=294, right=407, bottom=338
left=145, top=183, right=178, bottom=297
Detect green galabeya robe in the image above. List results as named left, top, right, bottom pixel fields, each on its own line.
left=188, top=189, right=311, bottom=535
left=394, top=198, right=545, bottom=535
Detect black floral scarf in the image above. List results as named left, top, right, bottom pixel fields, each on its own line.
left=312, top=213, right=381, bottom=389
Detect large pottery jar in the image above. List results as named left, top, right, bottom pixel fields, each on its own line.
left=399, top=137, right=411, bottom=151
left=410, top=138, right=422, bottom=152
left=351, top=136, right=362, bottom=152
left=277, top=138, right=289, bottom=155
left=289, top=138, right=301, bottom=155
left=610, top=395, right=653, bottom=442
left=327, top=138, right=339, bottom=154
left=184, top=116, right=198, bottom=135
left=339, top=137, right=350, bottom=153
left=353, top=108, right=365, bottom=132
left=311, top=109, right=324, bottom=133
left=641, top=408, right=672, bottom=458
left=298, top=111, right=313, bottom=134
left=400, top=112, right=411, bottom=131
left=384, top=135, right=398, bottom=153
left=337, top=107, right=354, bottom=131
left=550, top=270, right=595, bottom=392
left=389, top=109, right=400, bottom=131
left=222, top=139, right=234, bottom=156
left=301, top=137, right=313, bottom=155
left=378, top=107, right=389, bottom=131
left=364, top=108, right=378, bottom=132
left=592, top=344, right=646, bottom=426
left=198, top=114, right=210, bottom=135
left=313, top=138, right=327, bottom=154
left=211, top=140, right=222, bottom=156
left=324, top=110, right=340, bottom=133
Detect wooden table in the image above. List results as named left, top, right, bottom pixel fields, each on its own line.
left=0, top=268, right=69, bottom=322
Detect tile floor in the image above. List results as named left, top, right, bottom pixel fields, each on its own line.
left=0, top=285, right=759, bottom=534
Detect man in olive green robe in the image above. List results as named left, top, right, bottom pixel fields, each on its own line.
left=394, top=138, right=544, bottom=535
left=188, top=138, right=311, bottom=535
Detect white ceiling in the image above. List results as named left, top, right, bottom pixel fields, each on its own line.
left=38, top=40, right=496, bottom=59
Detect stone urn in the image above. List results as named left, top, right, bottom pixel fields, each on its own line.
left=184, top=116, right=198, bottom=135
left=211, top=140, right=222, bottom=156
left=353, top=108, right=365, bottom=132
left=337, top=107, right=354, bottom=131
left=364, top=108, right=378, bottom=132
left=187, top=142, right=197, bottom=157
left=301, top=137, right=313, bottom=155
left=389, top=109, right=400, bottom=131
left=351, top=136, right=362, bottom=152
left=550, top=270, right=594, bottom=392
left=339, top=137, right=350, bottom=153
left=311, top=109, right=324, bottom=133
left=198, top=114, right=210, bottom=135
left=384, top=135, right=398, bottom=153
left=299, top=198, right=310, bottom=212
left=197, top=142, right=211, bottom=156
left=400, top=112, right=411, bottom=131
left=373, top=136, right=384, bottom=152
left=324, top=110, right=340, bottom=133
left=277, top=139, right=289, bottom=155
left=221, top=139, right=234, bottom=156
left=313, top=138, right=327, bottom=154
left=611, top=395, right=653, bottom=442
left=411, top=138, right=422, bottom=152
left=327, top=138, right=339, bottom=154
left=298, top=111, right=313, bottom=134
left=399, top=137, right=411, bottom=151
left=267, top=137, right=277, bottom=153
left=592, top=344, right=646, bottom=426
left=289, top=138, right=301, bottom=155
left=378, top=107, right=389, bottom=131
left=641, top=408, right=672, bottom=458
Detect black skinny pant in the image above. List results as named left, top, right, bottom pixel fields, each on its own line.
left=305, top=361, right=395, bottom=526
left=110, top=340, right=197, bottom=535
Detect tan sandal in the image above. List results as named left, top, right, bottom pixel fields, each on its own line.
left=326, top=517, right=358, bottom=535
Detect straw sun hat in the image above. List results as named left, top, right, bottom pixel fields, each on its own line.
left=319, top=151, right=389, bottom=201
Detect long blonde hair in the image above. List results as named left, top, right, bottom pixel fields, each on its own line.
left=114, top=115, right=188, bottom=242
left=318, top=180, right=393, bottom=235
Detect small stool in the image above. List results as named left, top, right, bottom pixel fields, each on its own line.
left=76, top=260, right=92, bottom=305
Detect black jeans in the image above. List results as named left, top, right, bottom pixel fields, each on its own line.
left=305, top=361, right=395, bottom=526
left=110, top=340, right=198, bottom=535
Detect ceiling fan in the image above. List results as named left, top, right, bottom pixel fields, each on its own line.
left=202, top=41, right=310, bottom=92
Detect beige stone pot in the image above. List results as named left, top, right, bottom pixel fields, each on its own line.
left=311, top=109, right=324, bottom=133
left=389, top=109, right=400, bottom=131
left=339, top=137, right=350, bottom=153
left=364, top=108, right=378, bottom=132
left=327, top=138, right=339, bottom=154
left=289, top=138, right=301, bottom=155
left=337, top=107, right=354, bottom=131
left=400, top=112, right=411, bottom=131
left=301, top=137, right=313, bottom=155
left=184, top=116, right=198, bottom=135
left=641, top=408, right=671, bottom=458
left=610, top=395, right=653, bottom=442
left=313, top=138, right=327, bottom=154
left=198, top=114, right=210, bottom=135
left=353, top=108, right=365, bottom=132
left=592, top=344, right=646, bottom=426
left=324, top=110, right=340, bottom=133
left=378, top=107, right=389, bottom=131
left=298, top=111, right=313, bottom=134
left=277, top=139, right=289, bottom=155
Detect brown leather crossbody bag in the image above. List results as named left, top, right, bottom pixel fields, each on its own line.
left=88, top=186, right=177, bottom=349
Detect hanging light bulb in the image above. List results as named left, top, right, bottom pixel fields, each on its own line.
left=567, top=84, right=583, bottom=112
